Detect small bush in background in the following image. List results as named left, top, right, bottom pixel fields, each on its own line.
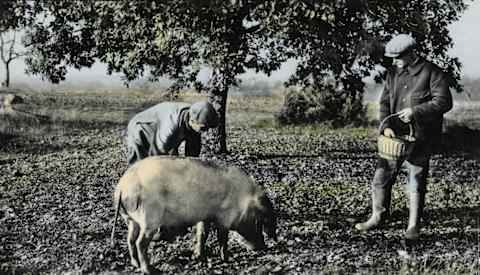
left=276, top=79, right=367, bottom=127
left=441, top=119, right=480, bottom=158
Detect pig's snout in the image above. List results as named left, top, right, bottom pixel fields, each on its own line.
left=245, top=235, right=267, bottom=251
left=237, top=229, right=267, bottom=251
left=265, top=225, right=277, bottom=242
left=256, top=243, right=267, bottom=251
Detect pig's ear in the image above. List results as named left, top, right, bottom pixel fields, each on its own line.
left=257, top=194, right=277, bottom=241
left=256, top=193, right=272, bottom=214
left=252, top=196, right=265, bottom=215
left=240, top=196, right=261, bottom=223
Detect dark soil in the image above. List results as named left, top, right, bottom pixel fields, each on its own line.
left=1, top=114, right=479, bottom=274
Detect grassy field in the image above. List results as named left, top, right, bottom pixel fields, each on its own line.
left=0, top=88, right=479, bottom=274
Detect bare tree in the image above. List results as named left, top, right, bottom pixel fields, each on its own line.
left=0, top=30, right=25, bottom=88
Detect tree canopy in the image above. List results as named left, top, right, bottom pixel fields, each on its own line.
left=0, top=0, right=37, bottom=31
left=18, top=0, right=469, bottom=152
left=0, top=0, right=38, bottom=88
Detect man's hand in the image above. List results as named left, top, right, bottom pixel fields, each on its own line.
left=398, top=108, right=413, bottom=123
left=383, top=128, right=396, bottom=138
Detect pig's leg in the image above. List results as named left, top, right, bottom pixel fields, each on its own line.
left=217, top=227, right=229, bottom=262
left=193, top=221, right=209, bottom=260
left=136, top=227, right=155, bottom=274
left=127, top=220, right=140, bottom=268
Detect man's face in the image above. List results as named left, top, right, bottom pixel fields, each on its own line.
left=392, top=51, right=414, bottom=69
left=189, top=119, right=208, bottom=133
left=392, top=58, right=407, bottom=69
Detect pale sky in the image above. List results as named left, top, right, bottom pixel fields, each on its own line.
left=448, top=0, right=480, bottom=78
left=2, top=2, right=480, bottom=88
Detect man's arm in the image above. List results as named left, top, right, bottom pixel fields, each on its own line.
left=379, top=74, right=392, bottom=134
left=185, top=132, right=202, bottom=157
left=411, top=70, right=453, bottom=122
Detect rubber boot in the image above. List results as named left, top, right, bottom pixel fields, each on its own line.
left=404, top=191, right=425, bottom=241
left=355, top=187, right=390, bottom=231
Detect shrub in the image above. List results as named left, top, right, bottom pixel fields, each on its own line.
left=276, top=89, right=309, bottom=125
left=276, top=79, right=367, bottom=127
left=441, top=119, right=480, bottom=157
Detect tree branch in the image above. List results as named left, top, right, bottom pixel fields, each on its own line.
left=11, top=52, right=26, bottom=60
left=0, top=30, right=25, bottom=64
left=0, top=34, right=6, bottom=63
left=8, top=32, right=17, bottom=60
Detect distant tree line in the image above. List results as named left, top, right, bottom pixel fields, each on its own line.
left=460, top=76, right=480, bottom=101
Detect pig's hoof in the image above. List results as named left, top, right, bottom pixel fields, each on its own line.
left=140, top=265, right=159, bottom=275
left=131, top=259, right=140, bottom=268
left=192, top=250, right=206, bottom=262
left=220, top=252, right=229, bottom=262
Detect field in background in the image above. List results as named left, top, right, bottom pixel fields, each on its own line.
left=445, top=100, right=480, bottom=129
left=0, top=88, right=479, bottom=274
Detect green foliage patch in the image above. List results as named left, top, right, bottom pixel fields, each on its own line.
left=276, top=86, right=367, bottom=127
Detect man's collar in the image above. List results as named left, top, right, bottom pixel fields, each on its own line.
left=406, top=57, right=425, bottom=75
left=394, top=57, right=425, bottom=76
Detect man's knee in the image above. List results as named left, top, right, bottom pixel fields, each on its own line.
left=372, top=158, right=398, bottom=188
left=405, top=161, right=429, bottom=193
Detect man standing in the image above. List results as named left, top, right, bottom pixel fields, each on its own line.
left=125, top=100, right=219, bottom=165
left=355, top=34, right=453, bottom=241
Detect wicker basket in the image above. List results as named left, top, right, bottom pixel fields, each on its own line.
left=377, top=114, right=416, bottom=160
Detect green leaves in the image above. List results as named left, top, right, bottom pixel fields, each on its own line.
left=17, top=0, right=468, bottom=92
left=17, top=0, right=468, bottom=151
left=0, top=0, right=34, bottom=31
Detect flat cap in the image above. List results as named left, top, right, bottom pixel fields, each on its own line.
left=384, top=34, right=416, bottom=58
left=189, top=101, right=219, bottom=128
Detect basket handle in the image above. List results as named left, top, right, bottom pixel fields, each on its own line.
left=378, top=112, right=414, bottom=138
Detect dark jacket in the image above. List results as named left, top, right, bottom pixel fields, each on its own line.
left=379, top=57, right=453, bottom=143
left=125, top=102, right=201, bottom=165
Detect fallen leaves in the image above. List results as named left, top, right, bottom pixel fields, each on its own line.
left=1, top=95, right=479, bottom=274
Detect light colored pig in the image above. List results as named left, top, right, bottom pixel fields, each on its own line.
left=110, top=156, right=277, bottom=274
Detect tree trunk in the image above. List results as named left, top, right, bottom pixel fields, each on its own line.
left=3, top=61, right=10, bottom=88
left=217, top=91, right=228, bottom=153
left=208, top=87, right=228, bottom=154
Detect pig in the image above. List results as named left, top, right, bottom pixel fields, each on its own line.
left=110, top=156, right=277, bottom=274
